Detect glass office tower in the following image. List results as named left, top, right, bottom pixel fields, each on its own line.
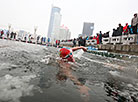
left=47, top=6, right=62, bottom=41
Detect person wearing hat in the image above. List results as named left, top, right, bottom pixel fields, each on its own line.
left=131, top=13, right=138, bottom=34
left=58, top=47, right=90, bottom=100
left=59, top=46, right=87, bottom=62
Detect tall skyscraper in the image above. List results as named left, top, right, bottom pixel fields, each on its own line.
left=47, top=6, right=62, bottom=42
left=82, top=22, right=94, bottom=37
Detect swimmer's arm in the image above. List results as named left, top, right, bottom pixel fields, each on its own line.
left=71, top=46, right=87, bottom=52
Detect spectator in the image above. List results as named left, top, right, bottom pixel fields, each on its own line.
left=48, top=38, right=50, bottom=43
left=78, top=36, right=86, bottom=46
left=103, top=32, right=109, bottom=38
left=83, top=37, right=87, bottom=46
left=10, top=32, right=14, bottom=39
left=86, top=36, right=89, bottom=40
left=13, top=32, right=16, bottom=40
left=128, top=25, right=133, bottom=34
left=24, top=36, right=27, bottom=41
left=93, top=36, right=96, bottom=40
left=56, top=40, right=58, bottom=46
left=92, top=36, right=96, bottom=44
left=28, top=35, right=31, bottom=42
left=102, top=33, right=105, bottom=37
left=123, top=23, right=129, bottom=35
left=37, top=36, right=40, bottom=43
left=117, top=24, right=123, bottom=36
left=43, top=37, right=46, bottom=43
left=58, top=40, right=60, bottom=46
left=41, top=37, right=43, bottom=44
left=89, top=36, right=93, bottom=39
left=131, top=13, right=138, bottom=34
left=78, top=36, right=83, bottom=46
left=99, top=31, right=103, bottom=44
left=73, top=38, right=77, bottom=47
left=1, top=30, right=4, bottom=37
left=96, top=33, right=99, bottom=44
left=7, top=31, right=9, bottom=38
left=112, top=29, right=117, bottom=37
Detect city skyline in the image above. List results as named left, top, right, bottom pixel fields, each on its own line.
left=47, top=6, right=61, bottom=41
left=0, top=0, right=137, bottom=38
left=82, top=22, right=94, bottom=37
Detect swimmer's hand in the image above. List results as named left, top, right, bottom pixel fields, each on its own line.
left=80, top=46, right=87, bottom=52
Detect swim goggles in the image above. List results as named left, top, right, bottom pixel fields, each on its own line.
left=64, top=52, right=73, bottom=59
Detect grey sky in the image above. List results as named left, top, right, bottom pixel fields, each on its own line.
left=0, top=0, right=137, bottom=38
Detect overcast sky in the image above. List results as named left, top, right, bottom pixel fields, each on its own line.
left=0, top=0, right=137, bottom=38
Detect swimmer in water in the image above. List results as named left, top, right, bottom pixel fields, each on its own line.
left=59, top=46, right=87, bottom=62
left=58, top=46, right=90, bottom=102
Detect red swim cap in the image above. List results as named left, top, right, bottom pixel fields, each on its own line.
left=59, top=48, right=70, bottom=58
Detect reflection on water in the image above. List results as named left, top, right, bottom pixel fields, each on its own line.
left=57, top=60, right=90, bottom=102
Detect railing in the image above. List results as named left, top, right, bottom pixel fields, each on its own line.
left=60, top=41, right=73, bottom=46
left=110, top=36, right=121, bottom=45
left=60, top=34, right=138, bottom=46
left=1, top=33, right=137, bottom=46
left=60, top=39, right=97, bottom=46
left=121, top=34, right=137, bottom=45
left=86, top=39, right=97, bottom=45
left=102, top=34, right=137, bottom=45
left=102, top=37, right=111, bottom=45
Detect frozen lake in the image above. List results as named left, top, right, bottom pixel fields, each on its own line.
left=0, top=39, right=138, bottom=102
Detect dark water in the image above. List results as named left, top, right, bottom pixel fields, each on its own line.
left=0, top=39, right=138, bottom=102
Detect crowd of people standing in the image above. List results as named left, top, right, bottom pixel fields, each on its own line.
left=77, top=13, right=138, bottom=46
left=0, top=13, right=138, bottom=47
left=0, top=30, right=17, bottom=40
left=112, top=13, right=138, bottom=37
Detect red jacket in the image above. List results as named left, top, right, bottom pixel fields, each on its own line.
left=96, top=35, right=99, bottom=44
left=123, top=24, right=128, bottom=33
